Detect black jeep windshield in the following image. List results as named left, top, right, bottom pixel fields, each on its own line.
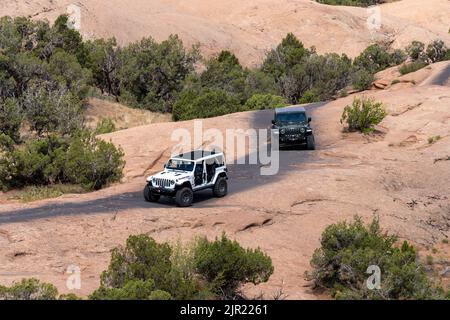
left=166, top=159, right=195, bottom=171
left=275, top=112, right=307, bottom=124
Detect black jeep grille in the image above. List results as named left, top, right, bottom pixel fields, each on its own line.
left=154, top=178, right=172, bottom=188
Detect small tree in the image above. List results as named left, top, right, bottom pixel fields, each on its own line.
left=352, top=69, right=374, bottom=91
left=0, top=98, right=22, bottom=143
left=306, top=217, right=444, bottom=300
left=0, top=278, right=58, bottom=300
left=63, top=132, right=125, bottom=190
left=193, top=234, right=274, bottom=299
left=406, top=41, right=426, bottom=61
left=91, top=234, right=212, bottom=300
left=242, top=94, right=287, bottom=111
left=425, top=40, right=448, bottom=63
left=340, top=97, right=386, bottom=133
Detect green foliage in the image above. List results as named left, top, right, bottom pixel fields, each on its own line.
left=200, top=51, right=249, bottom=102
left=262, top=33, right=353, bottom=103
left=353, top=44, right=403, bottom=74
left=63, top=132, right=125, bottom=190
left=117, top=35, right=199, bottom=112
left=299, top=90, right=321, bottom=104
left=92, top=234, right=211, bottom=300
left=193, top=234, right=274, bottom=298
left=0, top=98, right=22, bottom=142
left=406, top=41, right=426, bottom=61
left=22, top=82, right=85, bottom=136
left=425, top=40, right=448, bottom=63
left=307, top=217, right=444, bottom=300
left=352, top=69, right=375, bottom=91
left=172, top=89, right=240, bottom=121
left=0, top=278, right=58, bottom=300
left=242, top=94, right=287, bottom=111
left=90, top=279, right=172, bottom=300
left=95, top=118, right=116, bottom=135
left=399, top=61, right=428, bottom=75
left=340, top=97, right=387, bottom=133
left=91, top=233, right=273, bottom=300
left=406, top=40, right=449, bottom=64
left=84, top=38, right=121, bottom=96
left=0, top=133, right=124, bottom=191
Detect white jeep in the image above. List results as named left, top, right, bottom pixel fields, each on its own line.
left=144, top=150, right=228, bottom=207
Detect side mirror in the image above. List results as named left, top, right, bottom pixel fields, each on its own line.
left=271, top=119, right=276, bottom=125
left=308, top=117, right=312, bottom=123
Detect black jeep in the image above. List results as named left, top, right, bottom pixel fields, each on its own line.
left=271, top=106, right=315, bottom=150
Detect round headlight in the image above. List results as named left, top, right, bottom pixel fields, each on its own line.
left=280, top=128, right=285, bottom=134
left=170, top=180, right=175, bottom=185
left=300, top=127, right=305, bottom=133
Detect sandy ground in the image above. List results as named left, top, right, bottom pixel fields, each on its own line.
left=0, top=62, right=449, bottom=298
left=2, top=0, right=450, bottom=66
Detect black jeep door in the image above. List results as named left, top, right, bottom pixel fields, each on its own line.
left=194, top=161, right=204, bottom=186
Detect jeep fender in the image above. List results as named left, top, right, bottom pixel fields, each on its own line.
left=175, top=181, right=193, bottom=190
left=212, top=171, right=228, bottom=184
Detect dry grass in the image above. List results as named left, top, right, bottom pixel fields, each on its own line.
left=84, top=98, right=172, bottom=131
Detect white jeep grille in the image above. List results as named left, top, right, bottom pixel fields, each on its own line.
left=153, top=178, right=173, bottom=188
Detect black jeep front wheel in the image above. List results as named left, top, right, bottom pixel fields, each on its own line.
left=175, top=187, right=194, bottom=207
left=144, top=185, right=160, bottom=202
left=213, top=177, right=228, bottom=197
left=306, top=135, right=316, bottom=150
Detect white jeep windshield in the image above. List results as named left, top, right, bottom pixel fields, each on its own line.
left=166, top=159, right=195, bottom=171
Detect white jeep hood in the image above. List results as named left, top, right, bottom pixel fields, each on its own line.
left=146, top=170, right=191, bottom=182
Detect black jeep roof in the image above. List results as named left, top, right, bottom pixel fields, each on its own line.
left=275, top=105, right=306, bottom=114
left=175, top=150, right=220, bottom=161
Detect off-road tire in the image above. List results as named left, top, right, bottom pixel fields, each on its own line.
left=175, top=187, right=194, bottom=207
left=144, top=185, right=160, bottom=202
left=213, top=177, right=228, bottom=197
left=307, top=135, right=316, bottom=150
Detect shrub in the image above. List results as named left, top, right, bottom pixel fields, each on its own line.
left=406, top=41, right=426, bottom=61
left=0, top=98, right=22, bottom=143
left=193, top=234, right=274, bottom=299
left=242, top=94, right=287, bottom=111
left=306, top=217, right=444, bottom=300
left=0, top=135, right=69, bottom=189
left=0, top=278, right=58, bottom=300
left=399, top=61, right=428, bottom=75
left=92, top=234, right=273, bottom=300
left=0, top=133, right=125, bottom=191
left=352, top=69, right=375, bottom=91
left=91, top=234, right=212, bottom=300
left=353, top=44, right=397, bottom=74
left=299, top=90, right=321, bottom=104
left=172, top=89, right=240, bottom=121
left=426, top=40, right=448, bottom=63
left=90, top=279, right=171, bottom=300
left=95, top=118, right=116, bottom=135
left=340, top=97, right=387, bottom=133
left=117, top=35, right=199, bottom=112
left=21, top=83, right=84, bottom=136
left=63, top=132, right=125, bottom=190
